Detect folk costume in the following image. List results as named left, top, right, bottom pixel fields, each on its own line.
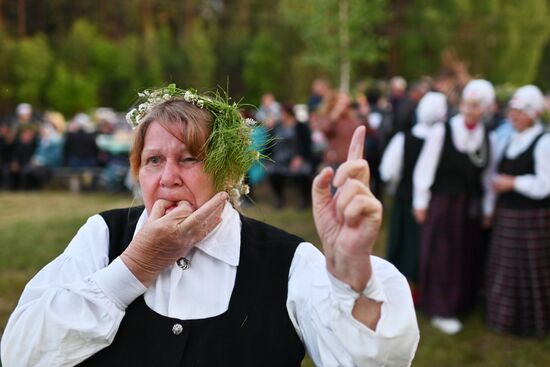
left=380, top=92, right=447, bottom=284
left=485, top=85, right=550, bottom=336
left=1, top=204, right=419, bottom=366
left=413, top=80, right=495, bottom=334
left=1, top=85, right=419, bottom=367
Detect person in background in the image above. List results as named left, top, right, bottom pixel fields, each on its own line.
left=7, top=126, right=38, bottom=190
left=265, top=103, right=313, bottom=209
left=392, top=81, right=429, bottom=135
left=10, top=103, right=40, bottom=131
left=1, top=85, right=419, bottom=366
left=318, top=91, right=363, bottom=192
left=0, top=122, right=16, bottom=189
left=28, top=114, right=64, bottom=189
left=62, top=113, right=101, bottom=191
left=413, top=79, right=495, bottom=335
left=307, top=78, right=332, bottom=113
left=4, top=103, right=40, bottom=190
left=63, top=113, right=99, bottom=168
left=243, top=108, right=269, bottom=203
left=255, top=92, right=281, bottom=130
left=380, top=92, right=448, bottom=303
left=485, top=85, right=550, bottom=337
left=389, top=76, right=407, bottom=119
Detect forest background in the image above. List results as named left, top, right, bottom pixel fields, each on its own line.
left=0, top=0, right=550, bottom=117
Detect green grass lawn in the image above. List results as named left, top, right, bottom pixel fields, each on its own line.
left=1, top=190, right=549, bottom=366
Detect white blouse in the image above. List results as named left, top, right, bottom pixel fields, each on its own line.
left=1, top=203, right=419, bottom=367
left=500, top=123, right=550, bottom=200
left=379, top=123, right=435, bottom=188
left=412, top=115, right=494, bottom=215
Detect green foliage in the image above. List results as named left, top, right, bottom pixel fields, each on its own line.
left=181, top=19, right=217, bottom=89
left=535, top=40, right=550, bottom=91
left=0, top=31, right=16, bottom=109
left=12, top=34, right=54, bottom=105
left=243, top=29, right=286, bottom=102
left=1, top=1, right=549, bottom=115
left=46, top=64, right=99, bottom=117
left=399, top=0, right=550, bottom=84
left=280, top=0, right=388, bottom=86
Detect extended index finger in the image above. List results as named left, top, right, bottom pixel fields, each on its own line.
left=183, top=192, right=228, bottom=226
left=347, top=125, right=366, bottom=161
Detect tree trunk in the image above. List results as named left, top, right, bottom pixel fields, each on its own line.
left=140, top=0, right=153, bottom=36
left=339, top=0, right=350, bottom=93
left=17, top=0, right=26, bottom=37
left=387, top=0, right=406, bottom=77
left=0, top=0, right=4, bottom=30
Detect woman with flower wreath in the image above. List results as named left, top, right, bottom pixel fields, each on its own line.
left=1, top=85, right=419, bottom=367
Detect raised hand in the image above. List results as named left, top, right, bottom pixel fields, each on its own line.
left=312, top=126, right=382, bottom=292
left=121, top=192, right=228, bottom=286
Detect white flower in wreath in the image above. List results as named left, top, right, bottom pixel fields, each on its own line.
left=184, top=91, right=194, bottom=102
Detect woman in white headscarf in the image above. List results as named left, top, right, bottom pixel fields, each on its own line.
left=379, top=92, right=447, bottom=300
left=413, top=79, right=495, bottom=334
left=485, top=85, right=550, bottom=337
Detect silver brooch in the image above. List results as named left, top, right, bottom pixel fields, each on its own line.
left=176, top=257, right=191, bottom=270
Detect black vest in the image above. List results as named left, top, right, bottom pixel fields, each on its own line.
left=498, top=132, right=550, bottom=209
left=80, top=207, right=305, bottom=367
left=396, top=131, right=424, bottom=201
left=431, top=122, right=489, bottom=197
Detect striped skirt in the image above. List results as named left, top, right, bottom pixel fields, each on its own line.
left=485, top=206, right=550, bottom=337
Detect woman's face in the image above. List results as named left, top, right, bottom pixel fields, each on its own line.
left=139, top=120, right=216, bottom=214
left=508, top=108, right=534, bottom=132
left=460, top=99, right=484, bottom=125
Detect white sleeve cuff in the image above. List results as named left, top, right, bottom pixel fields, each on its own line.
left=413, top=192, right=429, bottom=210
left=328, top=271, right=387, bottom=309
left=92, top=257, right=147, bottom=310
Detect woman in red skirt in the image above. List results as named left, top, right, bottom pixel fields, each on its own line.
left=486, top=85, right=550, bottom=337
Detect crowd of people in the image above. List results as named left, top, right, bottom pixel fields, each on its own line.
left=250, top=76, right=550, bottom=338
left=2, top=74, right=549, bottom=341
left=0, top=105, right=133, bottom=192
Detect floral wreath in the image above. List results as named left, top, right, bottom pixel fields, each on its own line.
left=126, top=83, right=262, bottom=207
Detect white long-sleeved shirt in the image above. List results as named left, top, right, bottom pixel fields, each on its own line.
left=379, top=123, right=434, bottom=188
left=1, top=203, right=419, bottom=367
left=498, top=122, right=550, bottom=200
left=412, top=115, right=495, bottom=215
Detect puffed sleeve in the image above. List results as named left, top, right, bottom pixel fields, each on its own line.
left=0, top=215, right=146, bottom=367
left=413, top=123, right=445, bottom=210
left=287, top=243, right=419, bottom=367
left=379, top=132, right=404, bottom=186
left=513, top=134, right=550, bottom=199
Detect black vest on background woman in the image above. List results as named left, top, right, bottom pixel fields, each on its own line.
left=80, top=206, right=305, bottom=367
left=498, top=132, right=550, bottom=209
left=395, top=130, right=424, bottom=202
left=431, top=122, right=489, bottom=198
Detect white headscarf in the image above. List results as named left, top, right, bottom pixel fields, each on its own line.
left=416, top=92, right=447, bottom=127
left=16, top=103, right=32, bottom=116
left=509, top=85, right=545, bottom=119
left=462, top=79, right=495, bottom=112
